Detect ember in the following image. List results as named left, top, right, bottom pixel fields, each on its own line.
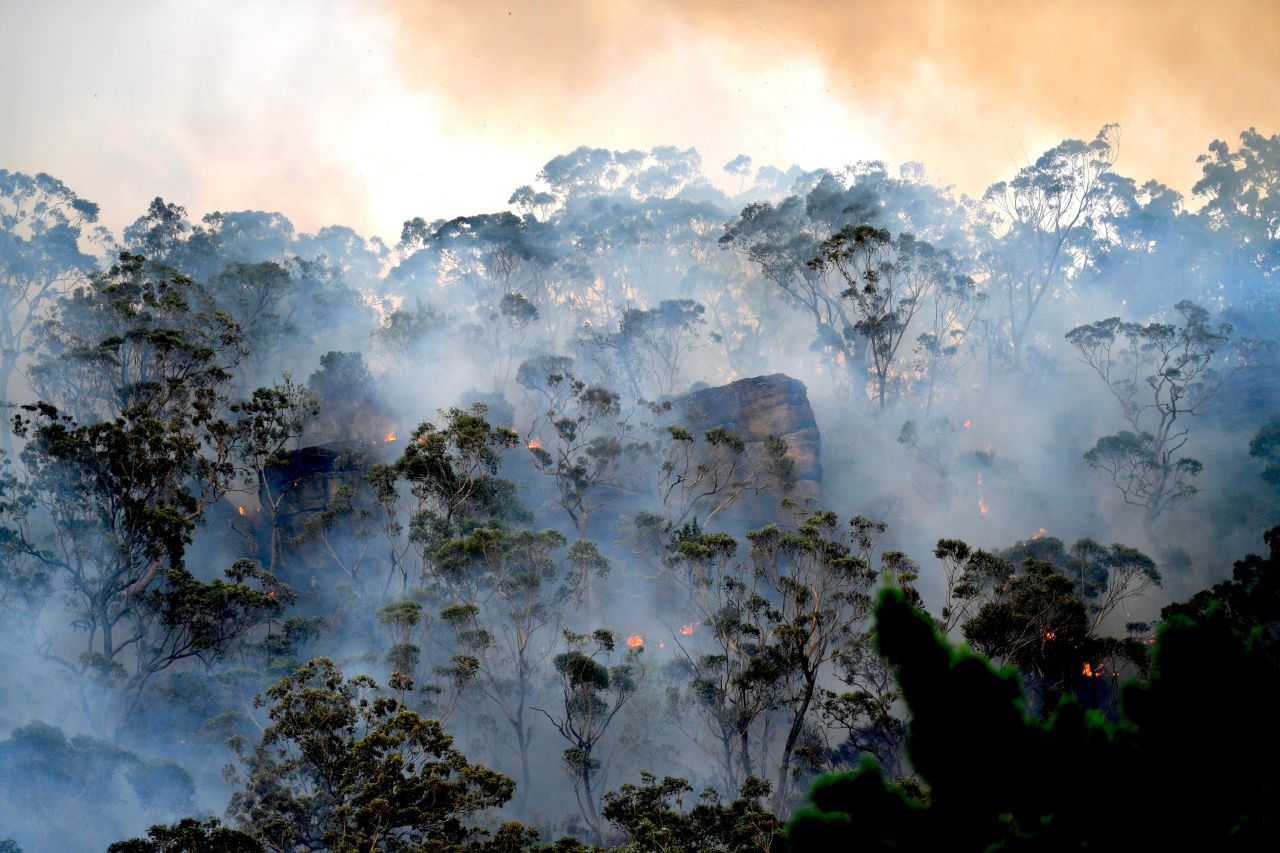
left=626, top=634, right=644, bottom=648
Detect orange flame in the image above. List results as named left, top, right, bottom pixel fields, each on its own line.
left=626, top=634, right=644, bottom=648
left=963, top=418, right=972, bottom=429
left=1031, top=527, right=1047, bottom=540
left=978, top=498, right=989, bottom=515
left=237, top=506, right=246, bottom=516
left=385, top=431, right=397, bottom=442
left=680, top=623, right=695, bottom=635
left=1044, top=631, right=1056, bottom=640
left=1082, top=662, right=1098, bottom=677
left=527, top=438, right=542, bottom=449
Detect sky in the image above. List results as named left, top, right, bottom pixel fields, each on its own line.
left=1, top=0, right=1277, bottom=241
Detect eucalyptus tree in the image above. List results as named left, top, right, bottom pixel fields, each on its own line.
left=580, top=298, right=707, bottom=399
left=981, top=125, right=1119, bottom=367
left=518, top=358, right=650, bottom=540
left=0, top=171, right=100, bottom=451
left=229, top=375, right=319, bottom=575
left=6, top=253, right=289, bottom=734
left=663, top=513, right=889, bottom=810
left=537, top=628, right=645, bottom=845
left=225, top=659, right=515, bottom=852
left=1066, top=299, right=1234, bottom=522
left=434, top=529, right=606, bottom=812
left=807, top=226, right=951, bottom=408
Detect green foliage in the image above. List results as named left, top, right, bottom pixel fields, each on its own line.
left=1067, top=299, right=1233, bottom=521
left=109, top=817, right=262, bottom=853
left=601, top=773, right=781, bottom=853
left=790, top=530, right=1280, bottom=849
left=227, top=659, right=516, bottom=852
left=1249, top=414, right=1280, bottom=487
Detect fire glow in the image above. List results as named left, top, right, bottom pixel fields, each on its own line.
left=527, top=438, right=542, bottom=449
left=385, top=431, right=397, bottom=442
left=237, top=506, right=245, bottom=516
left=680, top=623, right=695, bottom=635
left=626, top=634, right=643, bottom=648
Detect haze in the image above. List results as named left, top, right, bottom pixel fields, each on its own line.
left=2, top=0, right=1276, bottom=238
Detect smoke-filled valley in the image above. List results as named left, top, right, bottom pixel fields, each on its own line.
left=2, top=124, right=1280, bottom=851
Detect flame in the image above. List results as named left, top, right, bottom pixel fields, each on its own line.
left=1031, top=527, right=1046, bottom=540
left=680, top=623, right=695, bottom=635
left=626, top=634, right=644, bottom=648
left=1082, top=662, right=1102, bottom=678
left=237, top=506, right=246, bottom=516
left=527, top=438, right=542, bottom=449
left=963, top=418, right=972, bottom=429
left=1044, top=631, right=1056, bottom=640
left=385, top=431, right=397, bottom=442
left=978, top=498, right=989, bottom=515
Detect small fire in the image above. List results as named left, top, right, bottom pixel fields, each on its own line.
left=1082, top=662, right=1101, bottom=678
left=237, top=506, right=245, bottom=516
left=978, top=498, right=989, bottom=515
left=1031, top=527, right=1047, bottom=540
left=626, top=634, right=644, bottom=648
left=680, top=623, right=695, bottom=635
left=385, top=431, right=397, bottom=443
left=1044, top=631, right=1056, bottom=640
left=527, top=438, right=542, bottom=449
left=963, top=419, right=972, bottom=429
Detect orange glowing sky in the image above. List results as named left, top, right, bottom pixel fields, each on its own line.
left=2, top=0, right=1276, bottom=239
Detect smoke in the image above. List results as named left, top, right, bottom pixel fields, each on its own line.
left=381, top=0, right=1280, bottom=199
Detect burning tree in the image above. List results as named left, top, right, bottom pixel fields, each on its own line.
left=517, top=357, right=649, bottom=538
left=1066, top=299, right=1234, bottom=523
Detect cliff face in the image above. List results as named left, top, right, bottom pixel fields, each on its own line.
left=673, top=373, right=822, bottom=524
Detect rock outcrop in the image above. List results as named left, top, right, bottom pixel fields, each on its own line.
left=673, top=373, right=822, bottom=525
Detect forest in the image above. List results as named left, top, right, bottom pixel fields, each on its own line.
left=1, top=125, right=1279, bottom=851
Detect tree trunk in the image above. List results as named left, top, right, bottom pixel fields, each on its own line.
left=773, top=674, right=817, bottom=814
